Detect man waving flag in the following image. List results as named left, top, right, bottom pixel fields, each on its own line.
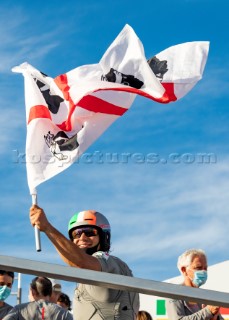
left=12, top=24, right=209, bottom=195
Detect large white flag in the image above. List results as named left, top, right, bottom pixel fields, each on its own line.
left=12, top=24, right=209, bottom=194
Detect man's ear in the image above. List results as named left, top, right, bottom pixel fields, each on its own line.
left=181, top=266, right=187, bottom=275
left=31, top=288, right=37, bottom=298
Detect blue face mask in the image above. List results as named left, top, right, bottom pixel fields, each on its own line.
left=192, top=270, right=208, bottom=287
left=0, top=285, right=11, bottom=301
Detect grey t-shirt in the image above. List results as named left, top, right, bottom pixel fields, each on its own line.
left=2, top=300, right=73, bottom=320
left=166, top=298, right=224, bottom=320
left=0, top=303, right=13, bottom=319
left=73, top=251, right=139, bottom=320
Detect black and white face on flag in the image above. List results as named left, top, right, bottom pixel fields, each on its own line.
left=34, top=76, right=64, bottom=114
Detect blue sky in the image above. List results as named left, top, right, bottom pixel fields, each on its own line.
left=1, top=0, right=229, bottom=305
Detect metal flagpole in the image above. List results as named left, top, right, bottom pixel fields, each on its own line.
left=32, top=193, right=41, bottom=251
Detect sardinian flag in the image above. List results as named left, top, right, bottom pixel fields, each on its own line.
left=12, top=24, right=209, bottom=194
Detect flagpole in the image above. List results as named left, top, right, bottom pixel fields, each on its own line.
left=32, top=193, right=41, bottom=252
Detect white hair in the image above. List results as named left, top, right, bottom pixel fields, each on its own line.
left=177, top=249, right=207, bottom=274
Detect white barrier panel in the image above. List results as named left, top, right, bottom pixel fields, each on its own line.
left=0, top=255, right=229, bottom=307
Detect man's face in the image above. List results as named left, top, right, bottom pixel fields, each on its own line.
left=182, top=255, right=208, bottom=287
left=72, top=227, right=100, bottom=251
left=0, top=275, right=13, bottom=289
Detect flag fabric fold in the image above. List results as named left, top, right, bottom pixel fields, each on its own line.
left=12, top=24, right=209, bottom=194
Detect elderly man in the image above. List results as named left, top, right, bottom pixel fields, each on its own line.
left=166, top=249, right=224, bottom=320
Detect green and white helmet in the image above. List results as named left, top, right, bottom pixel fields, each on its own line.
left=68, top=210, right=111, bottom=252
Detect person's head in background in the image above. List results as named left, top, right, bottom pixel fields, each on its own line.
left=137, top=310, right=153, bottom=320
left=49, top=279, right=62, bottom=303
left=29, top=276, right=52, bottom=301
left=0, top=270, right=14, bottom=306
left=57, top=293, right=72, bottom=311
left=177, top=248, right=208, bottom=288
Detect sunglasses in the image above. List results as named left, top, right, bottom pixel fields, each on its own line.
left=72, top=227, right=99, bottom=239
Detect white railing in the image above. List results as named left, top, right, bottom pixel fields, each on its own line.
left=0, top=255, right=229, bottom=307
left=10, top=272, right=22, bottom=304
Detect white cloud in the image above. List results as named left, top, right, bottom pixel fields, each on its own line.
left=194, top=66, right=229, bottom=99
left=0, top=6, right=61, bottom=74
left=15, top=160, right=228, bottom=265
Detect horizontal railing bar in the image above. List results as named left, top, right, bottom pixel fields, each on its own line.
left=0, top=255, right=229, bottom=307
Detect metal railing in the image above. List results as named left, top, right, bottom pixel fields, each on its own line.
left=0, top=255, right=229, bottom=307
